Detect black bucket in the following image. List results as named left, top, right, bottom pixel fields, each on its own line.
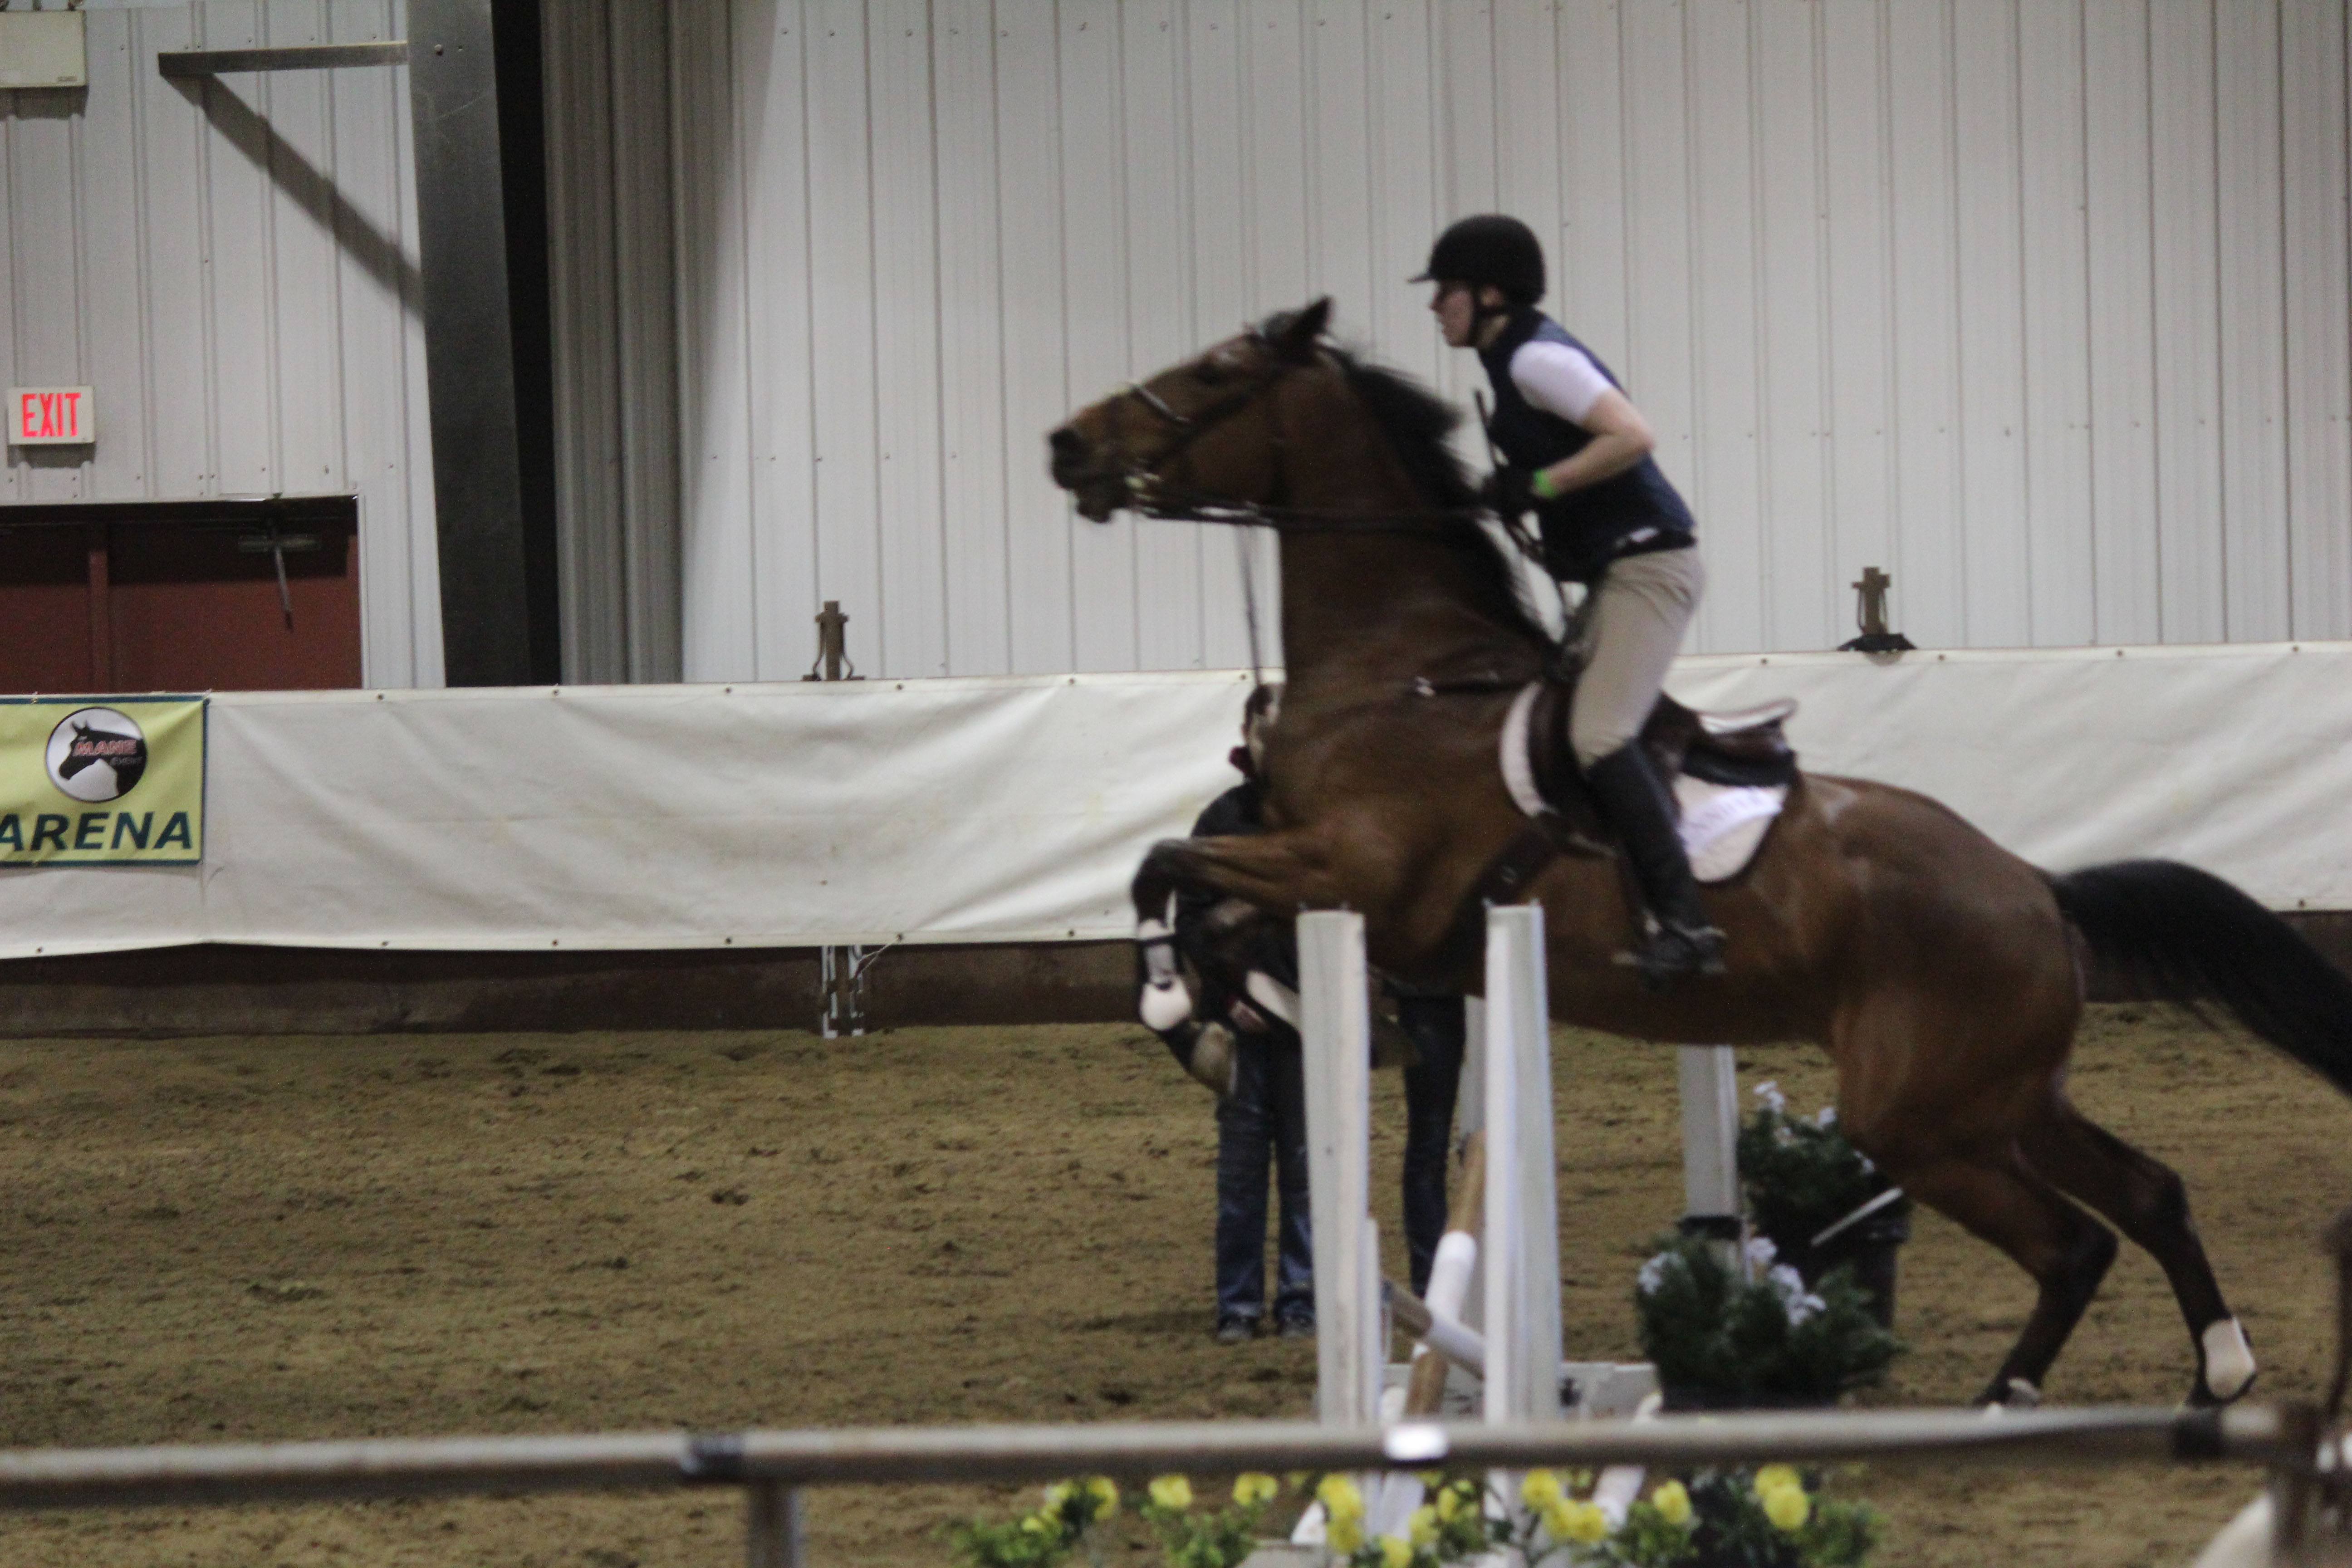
left=1790, top=1210, right=1910, bottom=1331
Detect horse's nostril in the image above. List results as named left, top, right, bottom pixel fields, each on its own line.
left=1049, top=426, right=1087, bottom=462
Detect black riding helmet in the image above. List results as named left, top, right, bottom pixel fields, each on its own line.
left=1411, top=214, right=1545, bottom=305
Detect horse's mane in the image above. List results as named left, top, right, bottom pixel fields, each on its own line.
left=1268, top=313, right=1559, bottom=655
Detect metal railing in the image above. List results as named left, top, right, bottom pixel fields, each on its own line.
left=0, top=1403, right=2318, bottom=1566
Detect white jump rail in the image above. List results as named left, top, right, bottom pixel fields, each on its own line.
left=1483, top=904, right=1563, bottom=1426
left=1298, top=911, right=1382, bottom=1428
left=0, top=1406, right=2311, bottom=1563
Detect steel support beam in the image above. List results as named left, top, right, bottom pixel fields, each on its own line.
left=407, top=0, right=533, bottom=686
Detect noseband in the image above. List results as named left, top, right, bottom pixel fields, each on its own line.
left=1111, top=332, right=1302, bottom=521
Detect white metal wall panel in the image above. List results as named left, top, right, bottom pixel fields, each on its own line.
left=2148, top=0, right=2227, bottom=645
left=1749, top=0, right=1833, bottom=651
left=2283, top=0, right=2352, bottom=643
left=934, top=0, right=1011, bottom=675
left=1950, top=0, right=2028, bottom=648
left=2018, top=0, right=2094, bottom=648
left=567, top=0, right=2352, bottom=679
left=1, top=2, right=440, bottom=685
left=1886, top=0, right=1963, bottom=650
left=993, top=0, right=1074, bottom=674
left=2082, top=0, right=2160, bottom=646
left=1820, top=0, right=1897, bottom=632
left=2216, top=0, right=2292, bottom=644
left=1684, top=1, right=1762, bottom=657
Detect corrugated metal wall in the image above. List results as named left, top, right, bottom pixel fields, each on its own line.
left=0, top=1, right=441, bottom=687
left=543, top=0, right=682, bottom=685
left=545, top=0, right=2352, bottom=682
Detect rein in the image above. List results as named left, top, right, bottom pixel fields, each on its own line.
left=1114, top=340, right=1504, bottom=538
left=1107, top=333, right=1575, bottom=681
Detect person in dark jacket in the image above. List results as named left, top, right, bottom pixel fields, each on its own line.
left=1175, top=686, right=1313, bottom=1342
left=1416, top=213, right=1725, bottom=986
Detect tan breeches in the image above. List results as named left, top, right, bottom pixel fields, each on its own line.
left=1571, top=545, right=1705, bottom=767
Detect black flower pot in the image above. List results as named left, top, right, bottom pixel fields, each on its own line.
left=1791, top=1210, right=1910, bottom=1331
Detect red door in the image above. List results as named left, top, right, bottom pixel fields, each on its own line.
left=0, top=500, right=363, bottom=693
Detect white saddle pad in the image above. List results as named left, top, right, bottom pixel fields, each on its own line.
left=1499, top=681, right=1789, bottom=885
left=1674, top=774, right=1787, bottom=883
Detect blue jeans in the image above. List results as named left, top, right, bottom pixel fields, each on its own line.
left=1215, top=1029, right=1313, bottom=1323
left=1399, top=994, right=1466, bottom=1297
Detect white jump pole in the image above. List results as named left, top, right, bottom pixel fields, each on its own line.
left=1676, top=1046, right=1743, bottom=1258
left=1483, top=904, right=1563, bottom=1426
left=1297, top=910, right=1382, bottom=1427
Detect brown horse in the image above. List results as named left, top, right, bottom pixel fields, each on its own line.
left=1048, top=298, right=2352, bottom=1409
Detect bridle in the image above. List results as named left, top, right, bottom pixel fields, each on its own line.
left=1106, top=331, right=1493, bottom=536
left=1094, top=327, right=1570, bottom=684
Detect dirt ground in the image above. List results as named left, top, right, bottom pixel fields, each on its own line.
left=0, top=1005, right=2346, bottom=1568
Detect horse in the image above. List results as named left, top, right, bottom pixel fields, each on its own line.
left=1046, top=297, right=2352, bottom=1410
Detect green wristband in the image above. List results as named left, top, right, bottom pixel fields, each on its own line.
left=1530, top=470, right=1562, bottom=501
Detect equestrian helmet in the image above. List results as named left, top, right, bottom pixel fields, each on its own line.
left=1411, top=215, right=1545, bottom=304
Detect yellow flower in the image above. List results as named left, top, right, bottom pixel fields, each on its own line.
left=1763, top=1484, right=1811, bottom=1533
left=1317, top=1474, right=1366, bottom=1522
left=1407, top=1504, right=1440, bottom=1547
left=1041, top=1481, right=1072, bottom=1512
left=1084, top=1476, right=1118, bottom=1514
left=1434, top=1484, right=1468, bottom=1523
left=1563, top=1500, right=1612, bottom=1544
left=1377, top=1534, right=1415, bottom=1568
left=1753, top=1464, right=1802, bottom=1499
left=1539, top=1500, right=1576, bottom=1540
left=1148, top=1475, right=1192, bottom=1512
left=1234, top=1472, right=1280, bottom=1507
left=1651, top=1480, right=1693, bottom=1527
left=1520, top=1469, right=1564, bottom=1509
left=1020, top=1513, right=1053, bottom=1535
left=1326, top=1514, right=1365, bottom=1555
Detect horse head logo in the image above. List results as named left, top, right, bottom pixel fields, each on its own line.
left=46, top=710, right=149, bottom=802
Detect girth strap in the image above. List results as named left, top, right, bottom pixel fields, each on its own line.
left=1437, top=812, right=1605, bottom=972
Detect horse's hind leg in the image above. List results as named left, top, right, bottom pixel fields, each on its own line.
left=1890, top=1149, right=2119, bottom=1407
left=2021, top=1103, right=2254, bottom=1405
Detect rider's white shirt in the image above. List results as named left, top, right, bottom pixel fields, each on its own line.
left=1508, top=338, right=1613, bottom=427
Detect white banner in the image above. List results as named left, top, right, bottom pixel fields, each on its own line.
left=1665, top=640, right=2352, bottom=916
left=0, top=643, right=2345, bottom=960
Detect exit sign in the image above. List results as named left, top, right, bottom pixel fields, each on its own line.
left=8, top=386, right=93, bottom=446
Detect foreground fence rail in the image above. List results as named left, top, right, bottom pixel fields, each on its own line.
left=0, top=1404, right=2320, bottom=1563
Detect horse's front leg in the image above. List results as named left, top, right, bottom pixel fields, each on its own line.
left=1132, top=829, right=1346, bottom=1031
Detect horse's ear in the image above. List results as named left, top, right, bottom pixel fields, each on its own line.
left=1273, top=296, right=1333, bottom=361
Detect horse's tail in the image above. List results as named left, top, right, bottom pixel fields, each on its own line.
left=2047, top=858, right=2352, bottom=1094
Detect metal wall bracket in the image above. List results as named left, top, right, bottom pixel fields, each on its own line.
left=819, top=944, right=887, bottom=1039
left=158, top=42, right=408, bottom=77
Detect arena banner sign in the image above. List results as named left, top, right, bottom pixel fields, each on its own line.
left=0, top=697, right=206, bottom=866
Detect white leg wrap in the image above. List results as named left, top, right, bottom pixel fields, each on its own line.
left=2201, top=1317, right=2256, bottom=1401
left=1137, top=917, right=1177, bottom=979
left=1140, top=976, right=1192, bottom=1031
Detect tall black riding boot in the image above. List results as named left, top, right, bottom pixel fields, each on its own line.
left=1583, top=743, right=1728, bottom=987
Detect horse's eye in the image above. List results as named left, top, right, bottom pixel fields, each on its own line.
left=1194, top=360, right=1231, bottom=387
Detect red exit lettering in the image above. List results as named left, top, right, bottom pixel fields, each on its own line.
left=6, top=385, right=93, bottom=446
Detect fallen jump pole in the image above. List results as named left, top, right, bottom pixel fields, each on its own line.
left=0, top=1405, right=2309, bottom=1512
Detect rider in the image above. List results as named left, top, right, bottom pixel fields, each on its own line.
left=1416, top=214, right=1725, bottom=984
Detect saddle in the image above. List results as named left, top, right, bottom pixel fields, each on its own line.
left=1460, top=677, right=1800, bottom=930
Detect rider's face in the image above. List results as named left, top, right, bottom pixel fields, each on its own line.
left=1430, top=282, right=1477, bottom=348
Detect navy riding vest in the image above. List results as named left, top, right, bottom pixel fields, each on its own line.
left=1476, top=309, right=1696, bottom=583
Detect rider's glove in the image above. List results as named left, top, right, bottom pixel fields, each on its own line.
left=1479, top=466, right=1535, bottom=518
